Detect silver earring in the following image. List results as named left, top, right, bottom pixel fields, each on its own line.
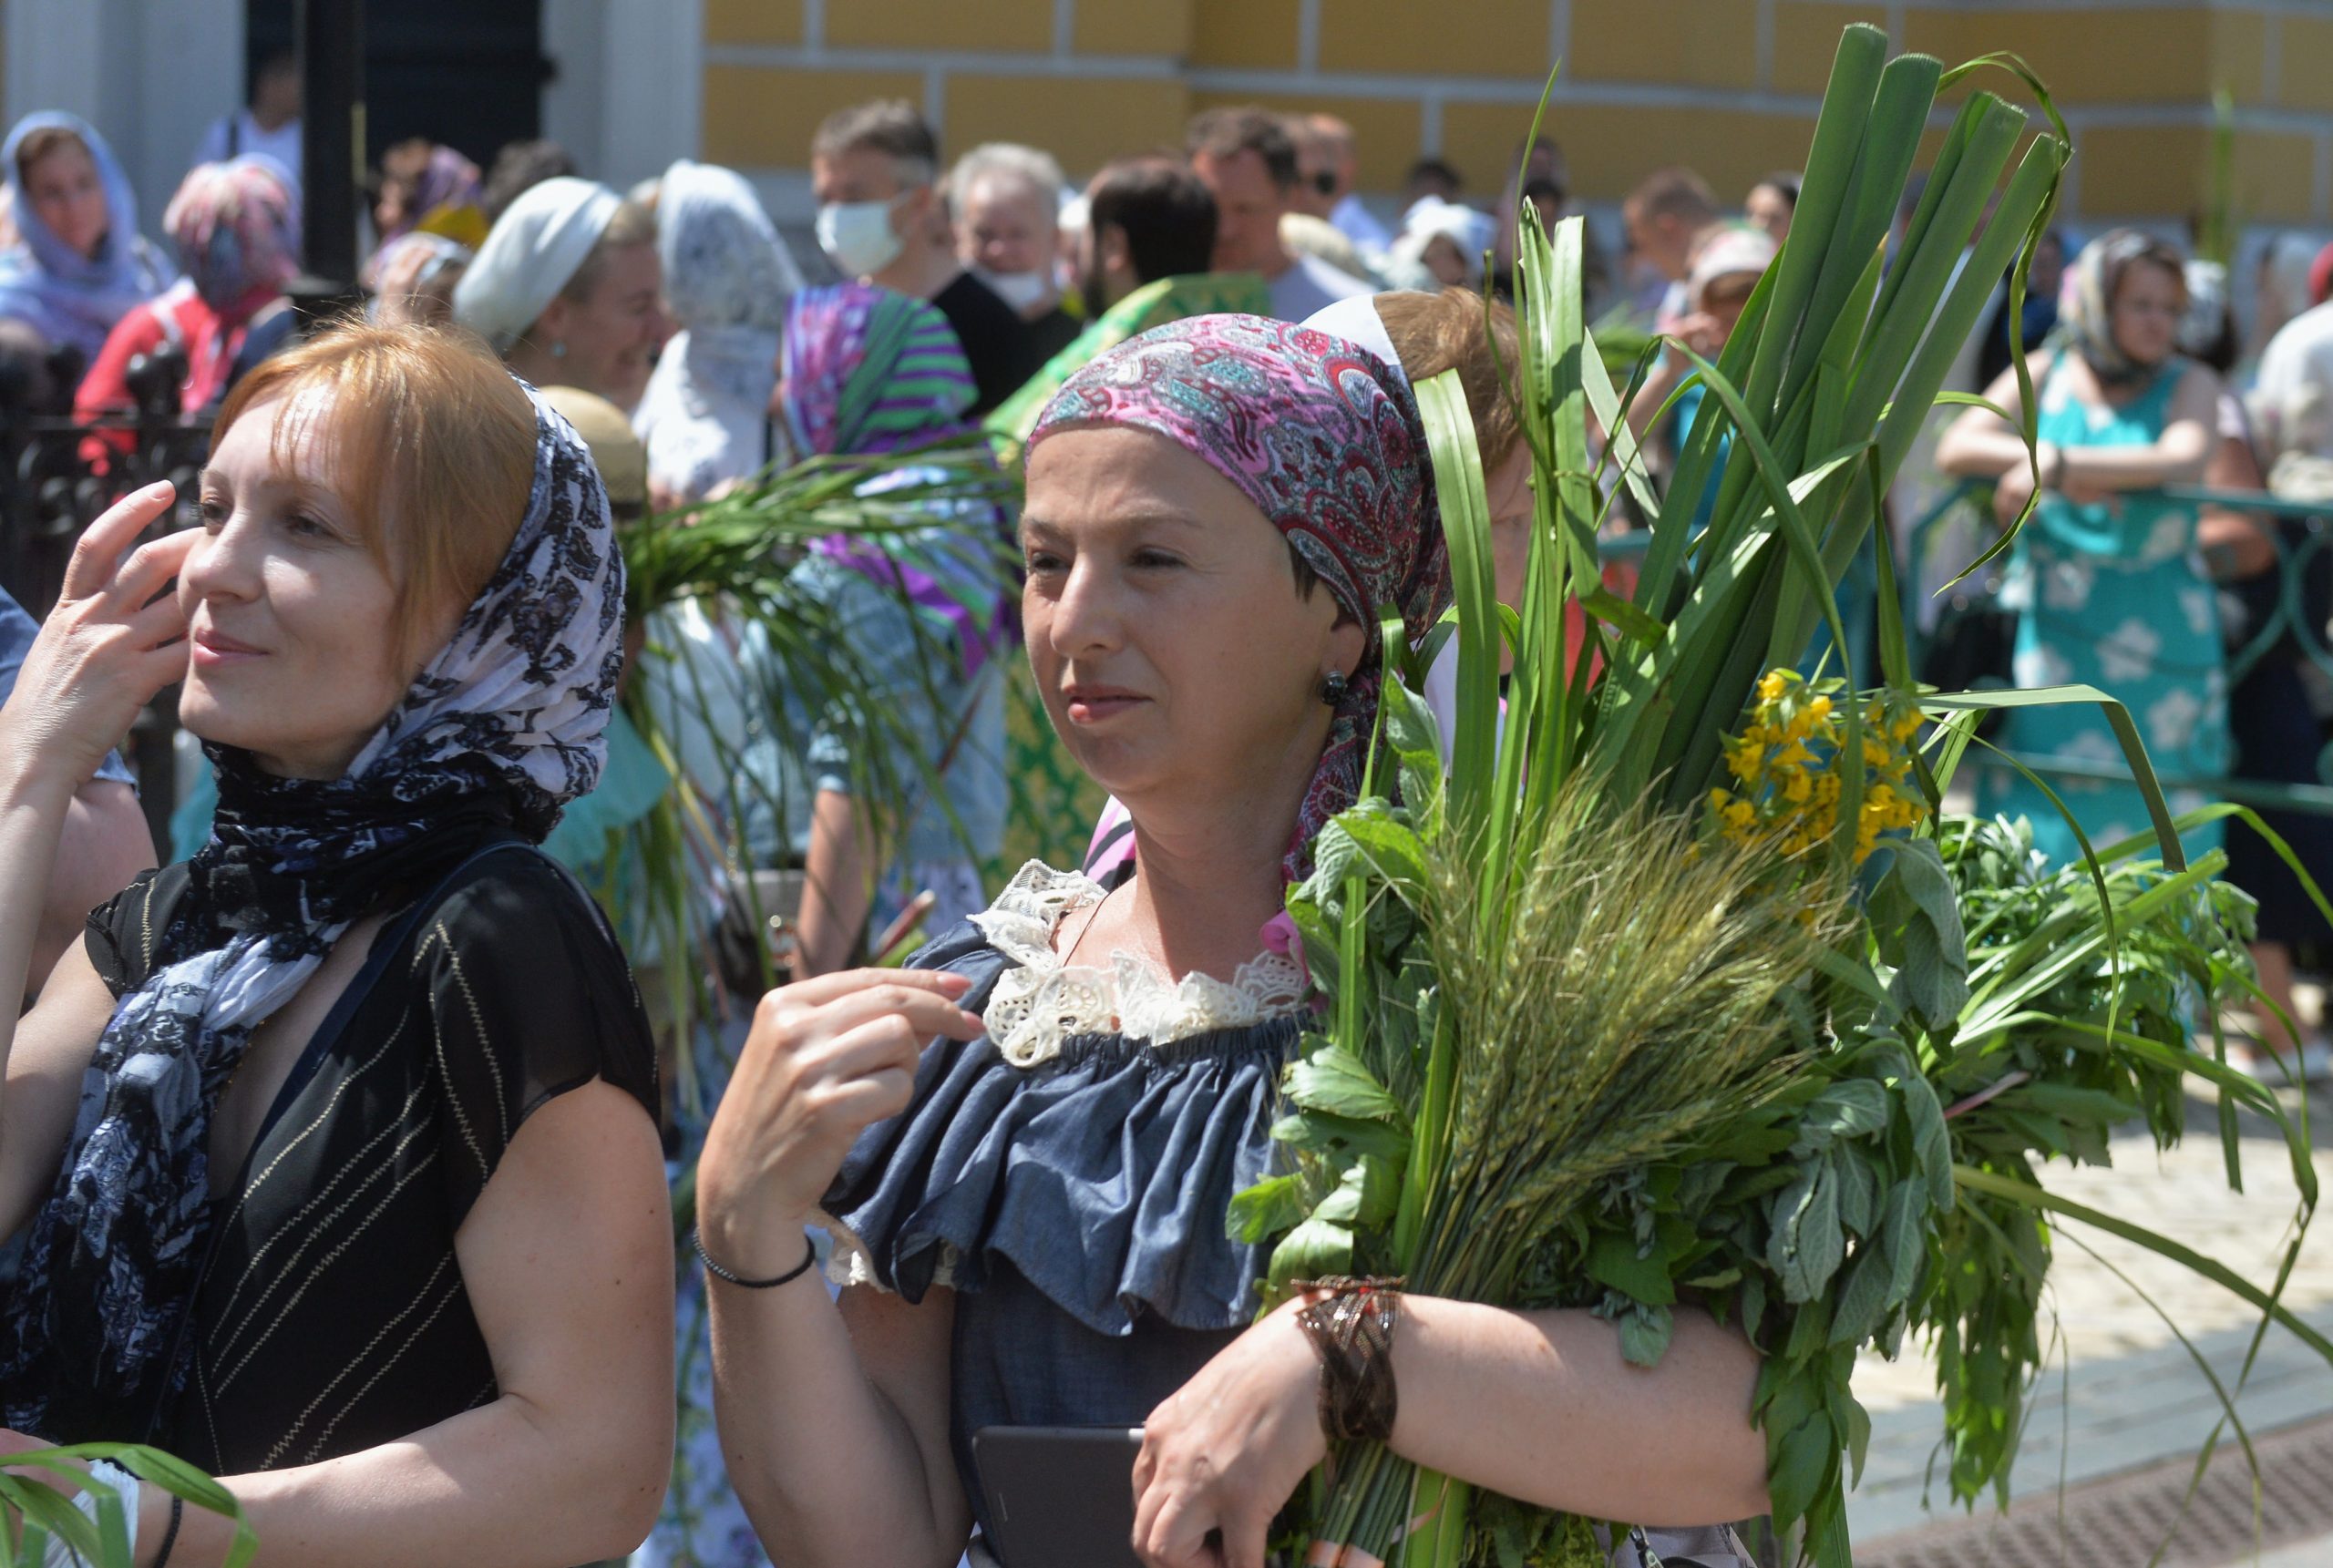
left=550, top=340, right=568, bottom=359
left=1321, top=670, right=1349, bottom=706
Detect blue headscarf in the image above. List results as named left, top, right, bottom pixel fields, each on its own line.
left=0, top=113, right=173, bottom=362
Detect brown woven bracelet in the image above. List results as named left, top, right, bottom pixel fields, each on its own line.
left=1291, top=1276, right=1404, bottom=1443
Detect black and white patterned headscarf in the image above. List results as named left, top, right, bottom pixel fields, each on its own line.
left=0, top=384, right=622, bottom=1442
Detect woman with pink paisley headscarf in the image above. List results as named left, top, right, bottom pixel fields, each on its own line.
left=695, top=313, right=1772, bottom=1568
left=74, top=156, right=298, bottom=466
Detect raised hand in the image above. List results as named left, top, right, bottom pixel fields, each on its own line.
left=694, top=967, right=983, bottom=1276
left=0, top=483, right=193, bottom=794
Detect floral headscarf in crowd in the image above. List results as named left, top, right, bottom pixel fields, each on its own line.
left=633, top=159, right=802, bottom=503
left=2056, top=228, right=2188, bottom=389
left=1027, top=312, right=1447, bottom=883
left=165, top=156, right=299, bottom=316
left=379, top=141, right=484, bottom=248
left=784, top=282, right=1013, bottom=678
left=0, top=384, right=624, bottom=1442
left=0, top=112, right=174, bottom=361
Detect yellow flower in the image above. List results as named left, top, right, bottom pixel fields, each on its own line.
left=1759, top=671, right=1789, bottom=703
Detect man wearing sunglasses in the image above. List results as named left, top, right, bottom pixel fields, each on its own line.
left=1187, top=107, right=1371, bottom=325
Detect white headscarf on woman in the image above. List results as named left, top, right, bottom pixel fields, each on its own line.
left=632, top=159, right=803, bottom=504
left=451, top=175, right=621, bottom=354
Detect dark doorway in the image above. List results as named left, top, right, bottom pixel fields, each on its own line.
left=244, top=0, right=551, bottom=173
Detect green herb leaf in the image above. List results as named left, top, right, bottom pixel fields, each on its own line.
left=1286, top=1043, right=1408, bottom=1124
left=1227, top=1173, right=1310, bottom=1244
left=1769, top=1163, right=1847, bottom=1303
left=1869, top=838, right=1972, bottom=1030
left=1768, top=1410, right=1837, bottom=1532
left=1586, top=1230, right=1680, bottom=1307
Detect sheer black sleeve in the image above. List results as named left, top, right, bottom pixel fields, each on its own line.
left=83, top=865, right=189, bottom=999
left=407, top=852, right=660, bottom=1226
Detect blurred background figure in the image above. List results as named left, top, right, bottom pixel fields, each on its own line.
left=373, top=138, right=486, bottom=251
left=950, top=141, right=1081, bottom=361
left=456, top=174, right=662, bottom=414
left=1404, top=156, right=1465, bottom=216
left=811, top=99, right=1038, bottom=415
left=1745, top=171, right=1798, bottom=243
left=1076, top=154, right=1219, bottom=316
left=1187, top=105, right=1370, bottom=322
left=0, top=113, right=172, bottom=375
left=2245, top=232, right=2323, bottom=385
left=1306, top=112, right=1392, bottom=254
left=1285, top=113, right=1340, bottom=222
left=75, top=155, right=298, bottom=456
left=1977, top=226, right=2065, bottom=390
left=480, top=138, right=578, bottom=225
left=1393, top=197, right=1495, bottom=291
left=1623, top=166, right=1721, bottom=326
left=364, top=231, right=470, bottom=328
left=1939, top=231, right=2229, bottom=877
left=190, top=46, right=302, bottom=190
left=632, top=159, right=801, bottom=509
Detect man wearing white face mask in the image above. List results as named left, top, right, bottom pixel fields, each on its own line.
left=950, top=142, right=1081, bottom=364
left=809, top=100, right=1037, bottom=416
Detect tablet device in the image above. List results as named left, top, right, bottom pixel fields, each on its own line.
left=971, top=1424, right=1144, bottom=1568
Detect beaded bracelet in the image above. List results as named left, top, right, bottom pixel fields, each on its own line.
left=1291, top=1276, right=1405, bottom=1443
left=694, top=1230, right=818, bottom=1290
left=153, top=1494, right=183, bottom=1568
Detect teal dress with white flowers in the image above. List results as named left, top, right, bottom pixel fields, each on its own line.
left=1975, top=354, right=2225, bottom=867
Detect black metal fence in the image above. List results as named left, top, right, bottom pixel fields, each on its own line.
left=0, top=337, right=211, bottom=851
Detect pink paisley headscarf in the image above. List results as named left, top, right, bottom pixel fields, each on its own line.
left=1027, top=312, right=1447, bottom=882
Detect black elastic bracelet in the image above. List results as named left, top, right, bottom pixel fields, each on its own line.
left=153, top=1493, right=183, bottom=1568
left=694, top=1229, right=817, bottom=1289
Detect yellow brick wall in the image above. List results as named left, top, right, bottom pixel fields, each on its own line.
left=695, top=0, right=2333, bottom=226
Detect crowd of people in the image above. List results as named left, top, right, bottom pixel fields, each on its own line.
left=1, top=64, right=2332, bottom=1568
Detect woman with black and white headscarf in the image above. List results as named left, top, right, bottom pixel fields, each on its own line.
left=0, top=322, right=673, bottom=1562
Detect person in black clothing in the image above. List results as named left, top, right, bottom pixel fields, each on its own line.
left=950, top=141, right=1080, bottom=364
left=0, top=322, right=673, bottom=1562
left=808, top=100, right=1040, bottom=416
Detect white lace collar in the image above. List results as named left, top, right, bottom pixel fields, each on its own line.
left=971, top=861, right=1308, bottom=1068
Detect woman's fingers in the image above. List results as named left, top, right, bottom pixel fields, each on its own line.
left=106, top=527, right=200, bottom=612
left=1216, top=1508, right=1272, bottom=1568
left=816, top=1067, right=917, bottom=1129
left=785, top=979, right=984, bottom=1052
left=1134, top=1491, right=1218, bottom=1568
left=59, top=482, right=177, bottom=600
left=820, top=1013, right=940, bottom=1082
left=125, top=584, right=191, bottom=649
left=772, top=965, right=972, bottom=1010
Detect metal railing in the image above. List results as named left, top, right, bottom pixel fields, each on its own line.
left=0, top=343, right=211, bottom=850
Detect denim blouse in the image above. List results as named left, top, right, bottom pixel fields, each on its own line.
left=819, top=865, right=1305, bottom=1541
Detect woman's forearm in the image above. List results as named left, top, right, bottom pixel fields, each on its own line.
left=0, top=758, right=76, bottom=1048
left=1935, top=416, right=2032, bottom=479
left=152, top=1390, right=665, bottom=1568
left=33, top=780, right=155, bottom=999
left=2058, top=428, right=2213, bottom=491
left=1625, top=354, right=1688, bottom=446
left=708, top=1278, right=966, bottom=1568
left=1387, top=1297, right=1769, bottom=1527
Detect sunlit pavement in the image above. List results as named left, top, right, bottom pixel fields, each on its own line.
left=1847, top=1076, right=2333, bottom=1555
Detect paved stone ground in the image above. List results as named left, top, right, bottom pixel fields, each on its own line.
left=1846, top=1076, right=2333, bottom=1546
